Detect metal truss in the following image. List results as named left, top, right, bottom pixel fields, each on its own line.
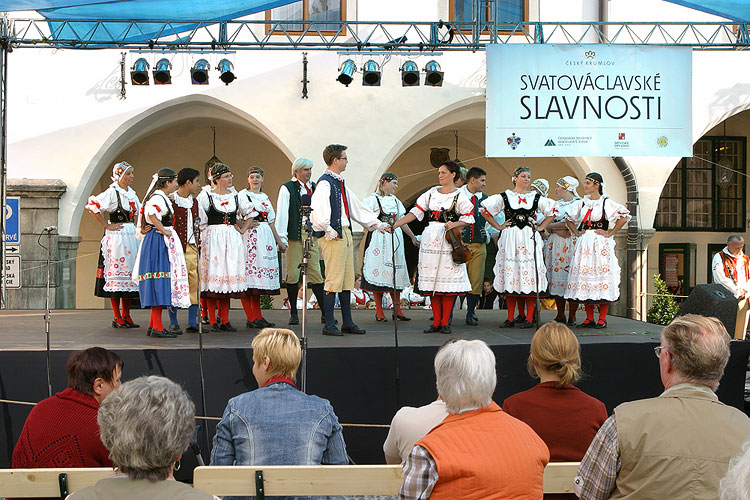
left=1, top=18, right=748, bottom=51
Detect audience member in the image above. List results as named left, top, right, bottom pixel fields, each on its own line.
left=383, top=341, right=453, bottom=464
left=13, top=347, right=122, bottom=469
left=720, top=441, right=750, bottom=500
left=70, top=375, right=217, bottom=500
left=211, top=328, right=347, bottom=495
left=504, top=323, right=607, bottom=461
left=575, top=314, right=750, bottom=500
left=399, top=339, right=549, bottom=499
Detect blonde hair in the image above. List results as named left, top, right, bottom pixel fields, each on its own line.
left=251, top=328, right=302, bottom=382
left=528, top=322, right=581, bottom=386
left=662, top=314, right=730, bottom=386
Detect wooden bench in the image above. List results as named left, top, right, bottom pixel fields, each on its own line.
left=0, top=467, right=115, bottom=499
left=193, top=462, right=580, bottom=497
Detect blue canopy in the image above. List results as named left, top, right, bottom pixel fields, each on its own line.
left=664, top=0, right=750, bottom=22
left=1, top=0, right=298, bottom=43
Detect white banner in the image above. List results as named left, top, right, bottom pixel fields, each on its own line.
left=486, top=44, right=692, bottom=157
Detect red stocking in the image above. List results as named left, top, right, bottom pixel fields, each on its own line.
left=240, top=298, right=254, bottom=322
left=374, top=292, right=385, bottom=319
left=110, top=298, right=122, bottom=320
left=598, top=303, right=610, bottom=323
left=206, top=299, right=218, bottom=324
left=554, top=298, right=566, bottom=321
left=568, top=301, right=578, bottom=321
left=200, top=298, right=208, bottom=319
left=441, top=295, right=454, bottom=327
left=430, top=296, right=442, bottom=327
left=516, top=298, right=525, bottom=319
left=391, top=291, right=403, bottom=316
left=150, top=306, right=164, bottom=331
left=525, top=297, right=536, bottom=323
left=219, top=298, right=230, bottom=325
left=505, top=295, right=517, bottom=322
left=585, top=303, right=595, bottom=322
left=251, top=295, right=262, bottom=321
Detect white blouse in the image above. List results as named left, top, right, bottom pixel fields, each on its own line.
left=480, top=189, right=556, bottom=218
left=143, top=189, right=173, bottom=219
left=410, top=187, right=475, bottom=225
left=239, top=189, right=276, bottom=223
left=197, top=189, right=254, bottom=225
left=566, top=196, right=631, bottom=225
left=86, top=184, right=140, bottom=216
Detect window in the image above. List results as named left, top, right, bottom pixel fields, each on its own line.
left=266, top=0, right=345, bottom=33
left=654, top=136, right=747, bottom=232
left=658, top=243, right=696, bottom=299
left=451, top=0, right=525, bottom=30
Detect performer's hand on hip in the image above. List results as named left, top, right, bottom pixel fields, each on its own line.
left=279, top=242, right=288, bottom=253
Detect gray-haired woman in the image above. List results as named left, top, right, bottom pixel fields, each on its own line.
left=70, top=376, right=218, bottom=500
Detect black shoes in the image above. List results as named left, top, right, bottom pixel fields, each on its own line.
left=554, top=316, right=566, bottom=324
left=423, top=325, right=441, bottom=333
left=289, top=315, right=300, bottom=325
left=465, top=317, right=478, bottom=326
left=375, top=315, right=388, bottom=322
left=210, top=323, right=221, bottom=332
left=442, top=326, right=451, bottom=334
left=185, top=325, right=199, bottom=333
left=169, top=325, right=183, bottom=335
left=247, top=318, right=275, bottom=329
left=580, top=319, right=595, bottom=328
left=123, top=316, right=139, bottom=328
left=519, top=320, right=533, bottom=329
left=567, top=317, right=577, bottom=327
left=220, top=322, right=237, bottom=332
left=201, top=316, right=210, bottom=325
left=112, top=317, right=129, bottom=329
left=322, top=326, right=343, bottom=336
left=595, top=320, right=607, bottom=329
left=147, top=328, right=177, bottom=338
left=341, top=324, right=366, bottom=334
left=500, top=319, right=514, bottom=328
left=396, top=314, right=411, bottom=321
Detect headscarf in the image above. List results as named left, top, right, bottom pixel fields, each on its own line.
left=585, top=172, right=607, bottom=196
left=377, top=172, right=398, bottom=196
left=111, top=161, right=133, bottom=184
left=530, top=179, right=549, bottom=197
left=557, top=176, right=580, bottom=197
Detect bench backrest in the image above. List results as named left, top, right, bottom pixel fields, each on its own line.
left=0, top=468, right=115, bottom=498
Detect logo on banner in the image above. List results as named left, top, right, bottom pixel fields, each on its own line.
left=544, top=139, right=556, bottom=146
left=657, top=136, right=669, bottom=147
left=618, top=133, right=626, bottom=140
left=507, top=133, right=522, bottom=150
left=585, top=50, right=595, bottom=59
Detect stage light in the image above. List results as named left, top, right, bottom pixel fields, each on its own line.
left=362, top=60, right=381, bottom=86
left=424, top=60, right=444, bottom=87
left=152, top=58, right=172, bottom=85
left=337, top=59, right=356, bottom=86
left=216, top=58, right=236, bottom=85
left=400, top=60, right=420, bottom=87
left=191, top=59, right=210, bottom=85
left=130, top=58, right=150, bottom=86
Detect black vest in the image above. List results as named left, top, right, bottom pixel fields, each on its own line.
left=501, top=191, right=540, bottom=230
left=426, top=192, right=461, bottom=223
left=578, top=197, right=610, bottom=231
left=283, top=180, right=316, bottom=241
left=462, top=191, right=488, bottom=244
left=109, top=189, right=136, bottom=224
left=206, top=193, right=238, bottom=226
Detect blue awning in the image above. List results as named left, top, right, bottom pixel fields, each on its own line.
left=1, top=0, right=299, bottom=43
left=664, top=0, right=750, bottom=22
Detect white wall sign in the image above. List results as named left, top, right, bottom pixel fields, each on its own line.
left=4, top=254, right=20, bottom=289
left=486, top=44, right=692, bottom=157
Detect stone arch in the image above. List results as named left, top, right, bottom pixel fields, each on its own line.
left=66, top=94, right=294, bottom=235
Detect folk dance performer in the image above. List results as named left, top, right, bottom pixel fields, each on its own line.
left=564, top=172, right=630, bottom=328
left=131, top=168, right=191, bottom=338
left=460, top=167, right=489, bottom=326
left=310, top=144, right=385, bottom=337
left=361, top=173, right=418, bottom=322
left=238, top=166, right=282, bottom=329
left=86, top=161, right=141, bottom=329
left=481, top=166, right=555, bottom=329
left=390, top=161, right=474, bottom=334
left=166, top=168, right=202, bottom=334
left=275, top=158, right=328, bottom=326
left=197, top=163, right=253, bottom=332
left=711, top=234, right=750, bottom=339
left=545, top=176, right=581, bottom=326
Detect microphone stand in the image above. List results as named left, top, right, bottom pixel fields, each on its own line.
left=298, top=205, right=313, bottom=393
left=39, top=227, right=54, bottom=397
left=530, top=217, right=542, bottom=330
left=388, top=214, right=401, bottom=407
left=193, top=215, right=209, bottom=456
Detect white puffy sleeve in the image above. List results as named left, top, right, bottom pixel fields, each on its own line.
left=712, top=251, right=740, bottom=297
left=480, top=193, right=505, bottom=217
left=565, top=199, right=585, bottom=223
left=310, top=179, right=332, bottom=232
left=409, top=191, right=432, bottom=221
left=275, top=184, right=291, bottom=245
left=348, top=189, right=380, bottom=228
left=197, top=190, right=210, bottom=227
left=144, top=194, right=168, bottom=218
left=537, top=196, right=556, bottom=217
left=237, top=193, right=257, bottom=219
left=362, top=193, right=379, bottom=213
left=604, top=198, right=632, bottom=224
left=455, top=192, right=475, bottom=225
left=265, top=197, right=276, bottom=224
left=86, top=186, right=116, bottom=214
left=397, top=199, right=406, bottom=218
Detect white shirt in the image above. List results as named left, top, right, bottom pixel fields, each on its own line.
left=239, top=189, right=276, bottom=223
left=712, top=247, right=750, bottom=298
left=275, top=177, right=315, bottom=247
left=86, top=183, right=140, bottom=218
left=481, top=189, right=556, bottom=220
left=172, top=192, right=196, bottom=245
left=310, top=169, right=381, bottom=239
left=144, top=189, right=174, bottom=222
left=196, top=189, right=254, bottom=230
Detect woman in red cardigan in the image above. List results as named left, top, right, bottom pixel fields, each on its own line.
left=503, top=323, right=607, bottom=497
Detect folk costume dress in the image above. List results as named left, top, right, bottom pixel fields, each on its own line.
left=131, top=191, right=190, bottom=309
left=86, top=184, right=140, bottom=298
left=564, top=196, right=631, bottom=303
left=361, top=193, right=410, bottom=292
left=481, top=190, right=556, bottom=296
left=545, top=198, right=580, bottom=300
left=197, top=189, right=253, bottom=299
left=239, top=189, right=281, bottom=295
left=411, top=187, right=474, bottom=295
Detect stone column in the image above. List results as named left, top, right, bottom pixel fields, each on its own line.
left=5, top=179, right=77, bottom=309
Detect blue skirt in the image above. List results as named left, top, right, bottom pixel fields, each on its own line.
left=137, top=229, right=172, bottom=307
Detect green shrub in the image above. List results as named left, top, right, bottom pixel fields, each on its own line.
left=260, top=294, right=274, bottom=310
left=646, top=274, right=680, bottom=325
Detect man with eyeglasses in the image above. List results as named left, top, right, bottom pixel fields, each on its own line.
left=311, top=144, right=385, bottom=336
left=574, top=314, right=750, bottom=500
left=711, top=233, right=750, bottom=339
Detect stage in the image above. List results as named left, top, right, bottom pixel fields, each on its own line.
left=1, top=308, right=748, bottom=479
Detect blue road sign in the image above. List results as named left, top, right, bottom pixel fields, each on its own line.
left=5, top=197, right=19, bottom=244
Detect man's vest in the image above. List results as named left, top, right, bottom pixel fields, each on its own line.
left=313, top=173, right=348, bottom=238
left=416, top=402, right=549, bottom=500
left=611, top=385, right=750, bottom=500
left=719, top=251, right=750, bottom=284
left=172, top=196, right=199, bottom=250
left=283, top=179, right=316, bottom=242
left=462, top=191, right=488, bottom=244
